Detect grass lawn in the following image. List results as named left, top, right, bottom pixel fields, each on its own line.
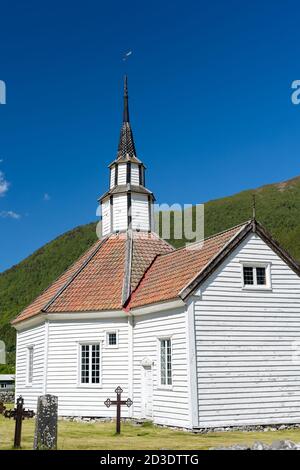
left=2, top=410, right=300, bottom=450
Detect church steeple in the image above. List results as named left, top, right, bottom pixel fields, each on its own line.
left=99, top=77, right=155, bottom=237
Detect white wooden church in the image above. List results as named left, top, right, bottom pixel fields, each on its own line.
left=13, top=78, right=300, bottom=429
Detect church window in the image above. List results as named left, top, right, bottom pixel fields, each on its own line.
left=241, top=263, right=271, bottom=289
left=80, top=343, right=101, bottom=385
left=159, top=338, right=172, bottom=386
left=27, top=346, right=34, bottom=385
left=106, top=331, right=118, bottom=348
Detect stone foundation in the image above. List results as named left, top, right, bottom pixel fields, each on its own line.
left=0, top=391, right=15, bottom=403
left=59, top=416, right=300, bottom=434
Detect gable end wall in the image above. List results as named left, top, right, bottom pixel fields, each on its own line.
left=194, top=232, right=300, bottom=428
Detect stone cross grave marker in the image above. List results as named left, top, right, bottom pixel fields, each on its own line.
left=34, top=394, right=58, bottom=450
left=104, top=386, right=133, bottom=434
left=4, top=396, right=35, bottom=448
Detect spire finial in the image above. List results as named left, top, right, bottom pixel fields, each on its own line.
left=252, top=193, right=256, bottom=220
left=123, top=75, right=129, bottom=122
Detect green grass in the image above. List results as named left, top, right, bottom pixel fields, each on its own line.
left=2, top=174, right=300, bottom=368
left=1, top=411, right=300, bottom=450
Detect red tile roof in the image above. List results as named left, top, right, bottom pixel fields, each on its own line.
left=13, top=220, right=300, bottom=325
left=12, top=232, right=173, bottom=324
left=128, top=224, right=247, bottom=309
left=130, top=232, right=173, bottom=291
left=47, top=235, right=127, bottom=313
left=12, top=240, right=103, bottom=324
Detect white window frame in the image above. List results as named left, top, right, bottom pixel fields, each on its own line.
left=105, top=330, right=119, bottom=349
left=26, top=345, right=34, bottom=387
left=77, top=342, right=102, bottom=388
left=240, top=261, right=272, bottom=291
left=157, top=337, right=173, bottom=390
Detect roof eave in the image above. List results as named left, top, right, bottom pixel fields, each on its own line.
left=128, top=298, right=186, bottom=316
left=12, top=309, right=128, bottom=330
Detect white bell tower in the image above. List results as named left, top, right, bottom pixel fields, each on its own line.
left=99, top=76, right=155, bottom=237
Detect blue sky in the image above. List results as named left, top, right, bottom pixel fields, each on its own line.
left=0, top=0, right=300, bottom=271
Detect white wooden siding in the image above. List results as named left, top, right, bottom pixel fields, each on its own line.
left=110, top=167, right=115, bottom=189
left=131, top=194, right=149, bottom=231
left=133, top=308, right=190, bottom=427
left=117, top=163, right=127, bottom=185
left=112, top=194, right=127, bottom=231
left=15, top=324, right=45, bottom=409
left=194, top=233, right=300, bottom=428
left=131, top=164, right=139, bottom=185
left=101, top=199, right=111, bottom=236
left=45, top=318, right=129, bottom=417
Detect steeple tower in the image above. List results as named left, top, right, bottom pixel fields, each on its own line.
left=99, top=76, right=155, bottom=237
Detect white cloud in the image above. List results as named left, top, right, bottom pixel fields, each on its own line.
left=43, top=193, right=51, bottom=201
left=0, top=171, right=9, bottom=196
left=0, top=210, right=21, bottom=220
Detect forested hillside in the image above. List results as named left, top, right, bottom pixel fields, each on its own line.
left=1, top=175, right=300, bottom=370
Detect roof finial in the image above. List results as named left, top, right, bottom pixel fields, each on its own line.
left=252, top=193, right=256, bottom=220
left=123, top=75, right=129, bottom=123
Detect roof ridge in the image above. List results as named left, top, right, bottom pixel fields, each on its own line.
left=123, top=252, right=160, bottom=310
left=121, top=230, right=133, bottom=305
left=42, top=236, right=109, bottom=312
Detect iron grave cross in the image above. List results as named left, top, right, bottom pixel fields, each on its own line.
left=104, top=386, right=133, bottom=434
left=4, top=396, right=35, bottom=448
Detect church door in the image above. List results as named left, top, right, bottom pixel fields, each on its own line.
left=141, top=364, right=153, bottom=419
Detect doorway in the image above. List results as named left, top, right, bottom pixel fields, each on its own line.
left=141, top=364, right=153, bottom=419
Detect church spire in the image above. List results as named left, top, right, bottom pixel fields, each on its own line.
left=117, top=76, right=137, bottom=160
left=123, top=75, right=129, bottom=123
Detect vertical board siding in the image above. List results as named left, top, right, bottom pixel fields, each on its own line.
left=131, top=194, right=149, bottom=231
left=101, top=199, right=111, bottom=236
left=112, top=194, right=127, bottom=231
left=131, top=164, right=139, bottom=185
left=15, top=324, right=45, bottom=410
left=46, top=318, right=129, bottom=417
left=133, top=309, right=190, bottom=427
left=117, top=163, right=127, bottom=185
left=195, top=233, right=300, bottom=428
left=110, top=167, right=115, bottom=189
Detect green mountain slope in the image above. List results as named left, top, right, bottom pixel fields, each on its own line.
left=1, top=175, right=300, bottom=369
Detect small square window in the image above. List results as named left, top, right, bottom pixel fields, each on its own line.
left=241, top=263, right=270, bottom=289
left=106, top=331, right=118, bottom=348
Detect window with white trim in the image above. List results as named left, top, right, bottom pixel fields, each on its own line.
left=80, top=343, right=101, bottom=385
left=242, top=263, right=271, bottom=288
left=160, top=338, right=172, bottom=386
left=27, top=346, right=34, bottom=385
left=106, top=331, right=118, bottom=348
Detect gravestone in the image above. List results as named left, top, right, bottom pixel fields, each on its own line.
left=34, top=394, right=58, bottom=450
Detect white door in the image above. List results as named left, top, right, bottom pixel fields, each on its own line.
left=141, top=365, right=153, bottom=419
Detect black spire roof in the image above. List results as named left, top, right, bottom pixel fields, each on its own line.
left=115, top=76, right=140, bottom=162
